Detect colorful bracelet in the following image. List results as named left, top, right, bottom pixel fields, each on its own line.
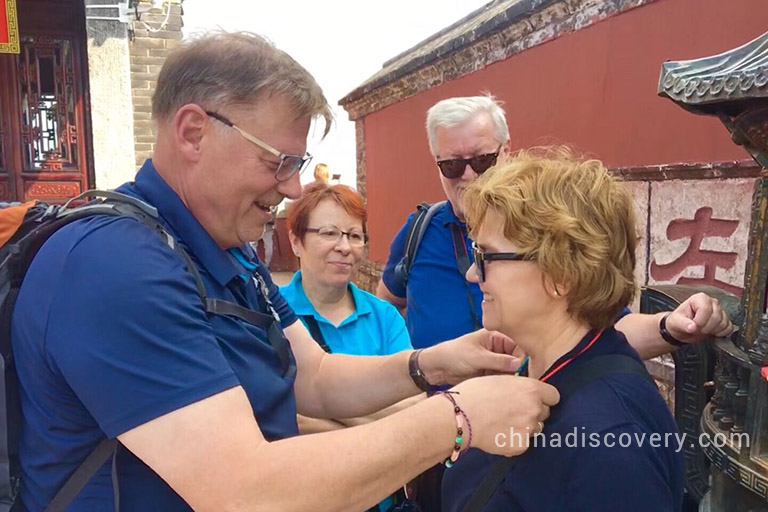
left=437, top=391, right=472, bottom=467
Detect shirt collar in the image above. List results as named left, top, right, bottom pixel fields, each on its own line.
left=440, top=200, right=465, bottom=227
left=287, top=271, right=372, bottom=319
left=347, top=281, right=373, bottom=316
left=539, top=328, right=610, bottom=384
left=132, top=159, right=246, bottom=287
left=285, top=271, right=316, bottom=316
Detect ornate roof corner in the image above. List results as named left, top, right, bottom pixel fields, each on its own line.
left=658, top=30, right=768, bottom=114
left=659, top=30, right=768, bottom=168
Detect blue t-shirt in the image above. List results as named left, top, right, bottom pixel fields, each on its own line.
left=382, top=202, right=483, bottom=349
left=281, top=271, right=412, bottom=512
left=281, top=271, right=412, bottom=356
left=442, top=327, right=685, bottom=512
left=382, top=202, right=632, bottom=349
left=12, top=160, right=300, bottom=511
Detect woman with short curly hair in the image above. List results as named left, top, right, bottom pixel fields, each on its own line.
left=443, top=148, right=685, bottom=512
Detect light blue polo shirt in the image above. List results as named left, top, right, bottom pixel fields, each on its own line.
left=281, top=271, right=412, bottom=356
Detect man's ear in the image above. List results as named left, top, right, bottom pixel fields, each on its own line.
left=173, top=104, right=208, bottom=163
left=499, top=139, right=512, bottom=158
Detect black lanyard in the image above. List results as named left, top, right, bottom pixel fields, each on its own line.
left=449, top=223, right=482, bottom=331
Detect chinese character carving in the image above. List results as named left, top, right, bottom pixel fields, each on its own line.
left=650, top=207, right=742, bottom=295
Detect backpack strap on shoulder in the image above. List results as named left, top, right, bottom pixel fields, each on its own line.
left=459, top=354, right=654, bottom=512
left=393, top=201, right=446, bottom=288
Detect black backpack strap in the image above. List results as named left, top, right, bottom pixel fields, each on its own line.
left=301, top=315, right=332, bottom=353
left=206, top=299, right=273, bottom=329
left=449, top=224, right=481, bottom=331
left=44, top=438, right=117, bottom=512
left=460, top=354, right=654, bottom=512
left=556, top=354, right=655, bottom=404
left=393, top=201, right=446, bottom=288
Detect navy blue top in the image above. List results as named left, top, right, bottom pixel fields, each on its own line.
left=442, top=327, right=685, bottom=512
left=12, top=160, right=300, bottom=511
left=382, top=202, right=483, bottom=349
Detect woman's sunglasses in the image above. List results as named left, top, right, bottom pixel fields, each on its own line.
left=436, top=146, right=501, bottom=179
left=472, top=242, right=529, bottom=282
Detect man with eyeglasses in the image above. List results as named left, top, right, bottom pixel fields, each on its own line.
left=11, top=34, right=572, bottom=511
left=378, top=94, right=733, bottom=359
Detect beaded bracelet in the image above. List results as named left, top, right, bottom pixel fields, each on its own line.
left=437, top=391, right=472, bottom=467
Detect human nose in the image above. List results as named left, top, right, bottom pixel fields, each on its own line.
left=461, top=163, right=478, bottom=181
left=467, top=262, right=481, bottom=283
left=276, top=170, right=302, bottom=200
left=334, top=233, right=352, bottom=253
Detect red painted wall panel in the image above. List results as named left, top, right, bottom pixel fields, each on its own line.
left=365, top=0, right=767, bottom=262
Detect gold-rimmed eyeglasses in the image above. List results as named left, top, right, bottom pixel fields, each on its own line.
left=205, top=110, right=313, bottom=182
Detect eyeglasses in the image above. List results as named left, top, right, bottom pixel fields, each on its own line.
left=472, top=242, right=529, bottom=282
left=436, top=146, right=502, bottom=179
left=306, top=226, right=369, bottom=247
left=205, top=110, right=313, bottom=182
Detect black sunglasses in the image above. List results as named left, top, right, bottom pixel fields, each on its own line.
left=472, top=242, right=529, bottom=282
left=436, top=146, right=501, bottom=179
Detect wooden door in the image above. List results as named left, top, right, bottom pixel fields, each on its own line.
left=0, top=0, right=93, bottom=203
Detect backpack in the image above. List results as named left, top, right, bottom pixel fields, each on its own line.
left=391, top=202, right=445, bottom=290
left=0, top=190, right=293, bottom=511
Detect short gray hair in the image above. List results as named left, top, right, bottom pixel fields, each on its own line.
left=152, top=31, right=332, bottom=136
left=426, top=95, right=509, bottom=154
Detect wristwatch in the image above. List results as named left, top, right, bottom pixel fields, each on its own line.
left=408, top=349, right=434, bottom=393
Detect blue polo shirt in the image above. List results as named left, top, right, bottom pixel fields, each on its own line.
left=12, top=160, right=299, bottom=511
left=442, top=327, right=684, bottom=512
left=382, top=202, right=482, bottom=349
left=281, top=271, right=412, bottom=356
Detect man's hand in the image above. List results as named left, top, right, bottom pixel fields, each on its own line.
left=450, top=375, right=559, bottom=456
left=664, top=292, right=734, bottom=345
left=419, top=329, right=526, bottom=386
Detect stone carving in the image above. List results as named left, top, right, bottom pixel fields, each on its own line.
left=651, top=207, right=742, bottom=295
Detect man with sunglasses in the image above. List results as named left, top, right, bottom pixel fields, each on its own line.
left=378, top=94, right=732, bottom=358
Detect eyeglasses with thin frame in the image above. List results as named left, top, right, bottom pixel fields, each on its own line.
left=306, top=226, right=369, bottom=247
left=472, top=242, right=529, bottom=282
left=436, top=145, right=502, bottom=179
left=205, top=110, right=313, bottom=182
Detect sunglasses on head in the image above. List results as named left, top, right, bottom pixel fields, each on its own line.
left=472, top=242, right=529, bottom=282
left=436, top=146, right=502, bottom=179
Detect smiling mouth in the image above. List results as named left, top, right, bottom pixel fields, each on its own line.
left=255, top=202, right=277, bottom=213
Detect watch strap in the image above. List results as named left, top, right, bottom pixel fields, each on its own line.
left=660, top=313, right=686, bottom=348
